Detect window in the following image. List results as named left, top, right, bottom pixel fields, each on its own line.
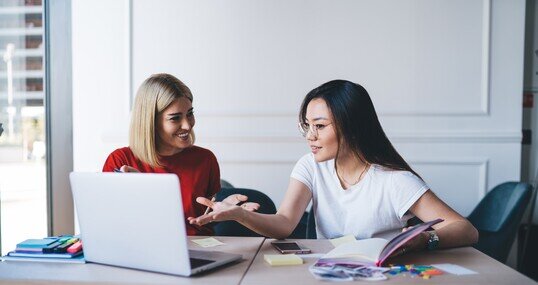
left=0, top=0, right=46, bottom=255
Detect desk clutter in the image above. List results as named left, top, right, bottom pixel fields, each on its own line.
left=1, top=236, right=85, bottom=263
left=309, top=260, right=446, bottom=281
left=309, top=259, right=389, bottom=281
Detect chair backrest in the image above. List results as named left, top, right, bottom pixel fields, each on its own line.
left=220, top=179, right=234, bottom=189
left=213, top=188, right=277, bottom=237
left=288, top=212, right=308, bottom=239
left=467, top=182, right=532, bottom=262
left=306, top=208, right=317, bottom=239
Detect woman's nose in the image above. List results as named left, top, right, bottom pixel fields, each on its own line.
left=181, top=118, right=192, bottom=130
left=306, top=131, right=317, bottom=141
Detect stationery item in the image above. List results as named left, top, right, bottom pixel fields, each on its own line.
left=264, top=254, right=303, bottom=266
left=309, top=260, right=388, bottom=281
left=191, top=237, right=225, bottom=248
left=319, top=218, right=443, bottom=267
left=16, top=238, right=58, bottom=248
left=67, top=241, right=83, bottom=254
left=1, top=254, right=86, bottom=264
left=16, top=237, right=72, bottom=253
left=52, top=238, right=79, bottom=253
left=312, top=271, right=354, bottom=281
left=432, top=263, right=477, bottom=275
left=6, top=250, right=83, bottom=260
left=203, top=196, right=216, bottom=215
left=330, top=234, right=357, bottom=247
left=387, top=264, right=444, bottom=279
left=15, top=243, right=59, bottom=253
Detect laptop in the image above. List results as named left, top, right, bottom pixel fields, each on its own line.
left=69, top=172, right=242, bottom=276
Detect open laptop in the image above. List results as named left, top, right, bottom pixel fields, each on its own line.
left=69, top=172, right=242, bottom=276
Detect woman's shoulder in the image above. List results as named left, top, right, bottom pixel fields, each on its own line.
left=370, top=165, right=425, bottom=185
left=107, top=146, right=134, bottom=158
left=103, top=147, right=138, bottom=171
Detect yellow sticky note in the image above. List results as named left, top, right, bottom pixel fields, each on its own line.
left=330, top=234, right=356, bottom=247
left=191, top=237, right=225, bottom=247
left=264, top=254, right=303, bottom=266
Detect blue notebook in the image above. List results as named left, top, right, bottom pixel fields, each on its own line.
left=7, top=250, right=82, bottom=259
left=1, top=253, right=85, bottom=264
left=16, top=238, right=59, bottom=248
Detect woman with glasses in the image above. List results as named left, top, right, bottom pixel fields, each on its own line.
left=103, top=73, right=259, bottom=235
left=189, top=80, right=478, bottom=253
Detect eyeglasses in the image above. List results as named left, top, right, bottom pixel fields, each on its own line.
left=298, top=122, right=333, bottom=138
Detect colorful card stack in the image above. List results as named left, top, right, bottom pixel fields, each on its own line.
left=309, top=259, right=389, bottom=281
left=1, top=236, right=85, bottom=263
left=387, top=264, right=444, bottom=279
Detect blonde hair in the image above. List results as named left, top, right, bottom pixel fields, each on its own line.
left=129, top=73, right=195, bottom=167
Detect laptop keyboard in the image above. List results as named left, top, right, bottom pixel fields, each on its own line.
left=190, top=257, right=215, bottom=269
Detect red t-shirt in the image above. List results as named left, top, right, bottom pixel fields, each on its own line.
left=102, top=146, right=221, bottom=236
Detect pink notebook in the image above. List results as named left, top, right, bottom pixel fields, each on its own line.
left=319, top=218, right=443, bottom=267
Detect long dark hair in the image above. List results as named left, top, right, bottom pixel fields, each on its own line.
left=299, top=80, right=421, bottom=179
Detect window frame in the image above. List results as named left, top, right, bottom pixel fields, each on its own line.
left=45, top=0, right=74, bottom=236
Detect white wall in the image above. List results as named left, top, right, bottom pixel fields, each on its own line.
left=72, top=0, right=525, bottom=217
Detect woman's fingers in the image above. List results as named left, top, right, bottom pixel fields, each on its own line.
left=223, top=194, right=248, bottom=205
left=196, top=197, right=215, bottom=208
left=241, top=202, right=260, bottom=211
left=189, top=196, right=250, bottom=226
left=120, top=165, right=140, bottom=172
left=189, top=212, right=222, bottom=226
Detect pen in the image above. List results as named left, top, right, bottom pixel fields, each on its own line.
left=203, top=196, right=216, bottom=215
left=113, top=168, right=122, bottom=173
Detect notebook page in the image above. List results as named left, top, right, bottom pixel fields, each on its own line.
left=322, top=238, right=389, bottom=262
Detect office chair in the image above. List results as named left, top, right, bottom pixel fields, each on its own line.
left=220, top=179, right=234, bottom=189
left=468, top=182, right=533, bottom=263
left=288, top=212, right=308, bottom=239
left=306, top=209, right=317, bottom=239
left=213, top=188, right=277, bottom=237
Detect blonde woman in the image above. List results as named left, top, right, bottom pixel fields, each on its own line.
left=103, top=73, right=259, bottom=235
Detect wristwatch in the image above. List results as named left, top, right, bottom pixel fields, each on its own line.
left=426, top=231, right=439, bottom=250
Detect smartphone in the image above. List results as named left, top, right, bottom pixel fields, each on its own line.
left=271, top=241, right=311, bottom=254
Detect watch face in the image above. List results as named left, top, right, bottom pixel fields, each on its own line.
left=427, top=232, right=439, bottom=250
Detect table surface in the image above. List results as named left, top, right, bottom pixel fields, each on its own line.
left=0, top=237, right=536, bottom=285
left=0, top=236, right=264, bottom=285
left=241, top=239, right=537, bottom=285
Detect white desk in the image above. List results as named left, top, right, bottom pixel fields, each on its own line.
left=241, top=239, right=537, bottom=285
left=1, top=237, right=536, bottom=285
left=0, top=236, right=264, bottom=285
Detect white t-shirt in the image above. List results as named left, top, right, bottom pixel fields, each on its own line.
left=291, top=153, right=429, bottom=240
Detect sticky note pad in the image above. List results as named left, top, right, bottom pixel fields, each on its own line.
left=264, top=254, right=303, bottom=266
left=191, top=237, right=225, bottom=248
left=330, top=234, right=356, bottom=247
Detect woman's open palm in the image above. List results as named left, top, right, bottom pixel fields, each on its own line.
left=187, top=194, right=260, bottom=226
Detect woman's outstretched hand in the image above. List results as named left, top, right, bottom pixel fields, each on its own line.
left=187, top=194, right=260, bottom=226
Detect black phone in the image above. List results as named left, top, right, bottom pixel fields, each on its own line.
left=271, top=241, right=311, bottom=254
